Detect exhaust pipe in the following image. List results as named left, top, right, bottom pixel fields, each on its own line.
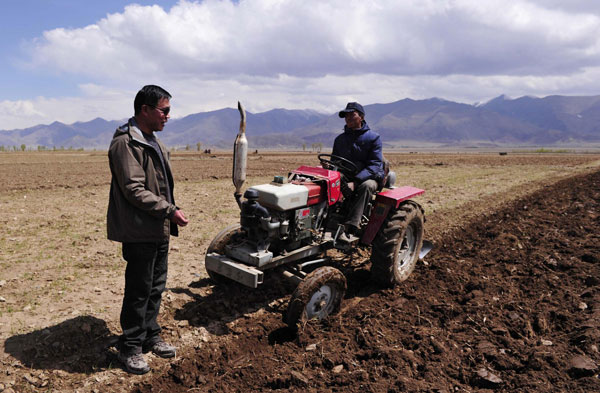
left=233, top=101, right=247, bottom=208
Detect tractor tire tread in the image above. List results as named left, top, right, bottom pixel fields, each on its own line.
left=205, top=224, right=243, bottom=285
left=370, top=202, right=424, bottom=287
left=285, top=266, right=346, bottom=327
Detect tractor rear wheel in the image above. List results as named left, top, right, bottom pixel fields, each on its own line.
left=370, top=201, right=424, bottom=287
left=285, top=266, right=346, bottom=328
left=205, top=224, right=243, bottom=284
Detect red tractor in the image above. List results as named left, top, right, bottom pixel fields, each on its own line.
left=205, top=103, right=431, bottom=327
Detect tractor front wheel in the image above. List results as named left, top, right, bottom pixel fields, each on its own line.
left=205, top=223, right=243, bottom=284
left=370, top=201, right=424, bottom=287
left=285, top=266, right=346, bottom=328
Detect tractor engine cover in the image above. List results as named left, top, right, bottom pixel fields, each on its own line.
left=249, top=183, right=309, bottom=211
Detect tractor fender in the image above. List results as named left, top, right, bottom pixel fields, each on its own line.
left=361, top=186, right=425, bottom=245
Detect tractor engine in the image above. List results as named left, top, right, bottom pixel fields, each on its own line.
left=231, top=169, right=341, bottom=267
left=239, top=175, right=328, bottom=252
left=222, top=147, right=344, bottom=268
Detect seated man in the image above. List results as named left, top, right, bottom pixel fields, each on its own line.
left=332, top=102, right=384, bottom=241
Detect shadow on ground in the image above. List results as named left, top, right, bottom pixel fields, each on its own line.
left=171, top=249, right=381, bottom=338
left=171, top=270, right=295, bottom=335
left=4, top=315, right=118, bottom=373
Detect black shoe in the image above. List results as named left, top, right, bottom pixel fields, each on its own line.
left=145, top=340, right=176, bottom=358
left=118, top=352, right=150, bottom=374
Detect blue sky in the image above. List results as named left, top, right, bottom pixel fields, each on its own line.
left=1, top=1, right=178, bottom=99
left=2, top=0, right=600, bottom=130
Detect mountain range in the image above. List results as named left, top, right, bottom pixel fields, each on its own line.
left=2, top=95, right=600, bottom=149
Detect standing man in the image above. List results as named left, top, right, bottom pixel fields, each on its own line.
left=107, top=85, right=189, bottom=374
left=332, top=102, right=384, bottom=242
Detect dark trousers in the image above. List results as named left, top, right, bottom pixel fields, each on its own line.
left=345, top=179, right=378, bottom=229
left=119, top=241, right=169, bottom=355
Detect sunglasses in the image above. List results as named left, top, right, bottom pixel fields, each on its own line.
left=147, top=104, right=170, bottom=116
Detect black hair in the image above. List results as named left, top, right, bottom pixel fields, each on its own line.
left=133, top=85, right=172, bottom=115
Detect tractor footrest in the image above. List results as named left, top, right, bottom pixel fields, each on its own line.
left=324, top=231, right=359, bottom=250
left=206, top=253, right=264, bottom=288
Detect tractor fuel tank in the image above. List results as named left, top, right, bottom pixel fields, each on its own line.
left=249, top=182, right=309, bottom=211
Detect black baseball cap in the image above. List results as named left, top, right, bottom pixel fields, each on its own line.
left=338, top=102, right=365, bottom=118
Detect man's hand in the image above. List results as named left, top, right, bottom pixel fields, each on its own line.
left=346, top=182, right=355, bottom=192
left=171, top=209, right=189, bottom=226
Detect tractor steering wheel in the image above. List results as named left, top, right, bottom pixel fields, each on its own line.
left=318, top=154, right=359, bottom=177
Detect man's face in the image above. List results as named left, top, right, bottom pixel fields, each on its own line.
left=344, top=110, right=363, bottom=130
left=145, top=97, right=171, bottom=132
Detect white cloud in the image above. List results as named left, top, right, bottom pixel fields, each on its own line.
left=0, top=87, right=133, bottom=130
left=28, top=0, right=600, bottom=79
left=5, top=0, right=600, bottom=129
left=0, top=100, right=44, bottom=117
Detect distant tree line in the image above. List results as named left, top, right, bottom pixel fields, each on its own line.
left=0, top=145, right=85, bottom=152
left=302, top=143, right=322, bottom=152
left=0, top=140, right=313, bottom=152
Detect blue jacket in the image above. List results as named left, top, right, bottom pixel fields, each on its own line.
left=332, top=121, right=384, bottom=183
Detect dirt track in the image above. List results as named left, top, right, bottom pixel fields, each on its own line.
left=131, top=170, right=600, bottom=392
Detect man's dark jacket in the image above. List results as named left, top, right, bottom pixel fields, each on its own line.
left=107, top=118, right=178, bottom=243
left=332, top=121, right=384, bottom=183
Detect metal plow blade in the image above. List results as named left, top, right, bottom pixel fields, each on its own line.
left=419, top=240, right=433, bottom=260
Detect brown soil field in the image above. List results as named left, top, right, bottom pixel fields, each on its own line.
left=0, top=151, right=599, bottom=392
